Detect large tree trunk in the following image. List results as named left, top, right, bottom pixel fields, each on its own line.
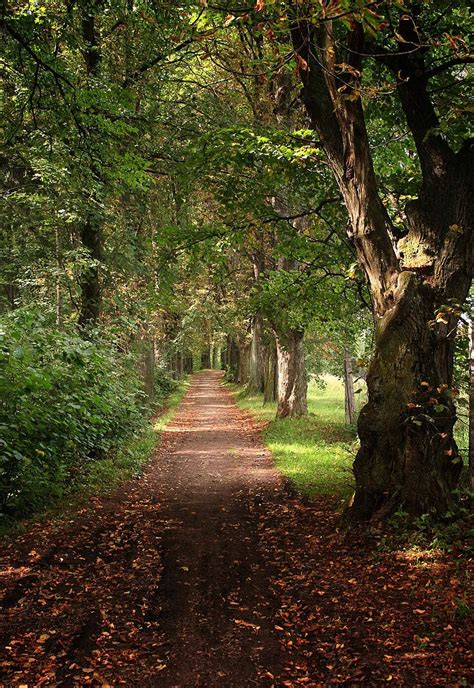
left=238, top=340, right=250, bottom=385
left=288, top=16, right=473, bottom=518
left=344, top=348, right=356, bottom=425
left=275, top=328, right=307, bottom=418
left=263, top=340, right=277, bottom=403
left=249, top=315, right=265, bottom=393
left=353, top=274, right=463, bottom=519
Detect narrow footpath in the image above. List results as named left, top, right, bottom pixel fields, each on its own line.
left=1, top=372, right=471, bottom=687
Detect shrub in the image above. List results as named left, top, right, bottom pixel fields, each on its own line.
left=0, top=308, right=146, bottom=518
left=154, top=366, right=179, bottom=406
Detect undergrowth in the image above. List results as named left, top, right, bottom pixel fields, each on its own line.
left=0, top=306, right=189, bottom=532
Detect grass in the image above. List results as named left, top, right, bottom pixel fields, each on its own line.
left=231, top=375, right=470, bottom=504
left=230, top=376, right=357, bottom=501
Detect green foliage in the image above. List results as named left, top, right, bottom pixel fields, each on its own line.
left=154, top=366, right=179, bottom=405
left=386, top=490, right=474, bottom=554
left=0, top=308, right=147, bottom=518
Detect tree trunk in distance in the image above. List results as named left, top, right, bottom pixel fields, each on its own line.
left=183, top=354, right=193, bottom=374
left=238, top=341, right=250, bottom=385
left=55, top=226, right=62, bottom=327
left=263, top=340, right=277, bottom=403
left=141, top=339, right=155, bottom=404
left=275, top=328, right=307, bottom=418
left=227, top=336, right=240, bottom=382
left=212, top=345, right=220, bottom=370
left=344, top=348, right=356, bottom=425
left=177, top=352, right=184, bottom=379
left=209, top=341, right=215, bottom=369
left=201, top=348, right=211, bottom=369
left=220, top=347, right=227, bottom=370
left=249, top=315, right=265, bottom=393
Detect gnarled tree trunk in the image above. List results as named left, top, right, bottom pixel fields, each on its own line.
left=288, top=13, right=473, bottom=518
left=354, top=274, right=463, bottom=518
left=275, top=328, right=307, bottom=418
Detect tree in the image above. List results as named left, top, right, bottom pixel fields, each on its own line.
left=270, top=0, right=474, bottom=518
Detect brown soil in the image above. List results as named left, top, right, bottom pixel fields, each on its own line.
left=0, top=371, right=472, bottom=687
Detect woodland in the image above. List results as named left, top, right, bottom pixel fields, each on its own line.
left=0, top=1, right=473, bottom=686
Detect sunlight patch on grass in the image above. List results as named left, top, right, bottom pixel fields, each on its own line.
left=229, top=376, right=356, bottom=500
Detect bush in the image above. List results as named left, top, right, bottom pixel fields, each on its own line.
left=0, top=308, right=147, bottom=518
left=154, top=366, right=179, bottom=405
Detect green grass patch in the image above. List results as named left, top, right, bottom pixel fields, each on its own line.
left=230, top=376, right=357, bottom=500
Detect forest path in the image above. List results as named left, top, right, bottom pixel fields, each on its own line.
left=142, top=370, right=285, bottom=686
left=1, top=371, right=471, bottom=687
left=0, top=371, right=288, bottom=687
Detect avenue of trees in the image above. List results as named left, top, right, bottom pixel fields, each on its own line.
left=1, top=0, right=472, bottom=522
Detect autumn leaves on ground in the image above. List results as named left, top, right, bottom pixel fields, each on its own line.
left=0, top=372, right=472, bottom=687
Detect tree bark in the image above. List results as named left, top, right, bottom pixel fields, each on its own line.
left=263, top=339, right=278, bottom=403
left=249, top=314, right=265, bottom=393
left=275, top=328, right=307, bottom=418
left=344, top=348, right=356, bottom=425
left=353, top=275, right=465, bottom=519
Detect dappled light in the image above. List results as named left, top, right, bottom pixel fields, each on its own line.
left=1, top=0, right=472, bottom=685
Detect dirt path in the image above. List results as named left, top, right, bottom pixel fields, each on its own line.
left=1, top=371, right=472, bottom=687
left=0, top=371, right=287, bottom=687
